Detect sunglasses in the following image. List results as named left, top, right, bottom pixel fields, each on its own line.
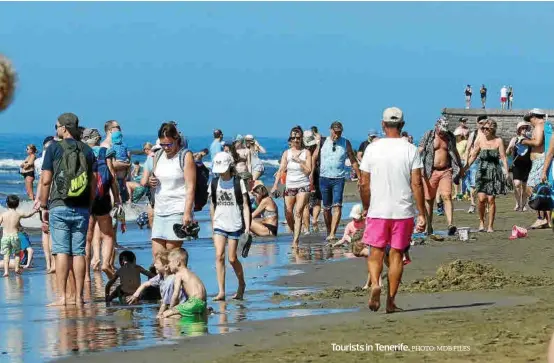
left=482, top=127, right=493, bottom=131
left=290, top=136, right=301, bottom=141
left=111, top=126, right=121, bottom=131
left=332, top=142, right=337, bottom=152
left=54, top=124, right=63, bottom=130
left=160, top=143, right=174, bottom=148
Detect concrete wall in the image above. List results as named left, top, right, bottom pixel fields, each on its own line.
left=441, top=108, right=554, bottom=143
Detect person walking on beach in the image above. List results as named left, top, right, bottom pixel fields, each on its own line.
left=464, top=85, right=472, bottom=109
left=359, top=106, right=426, bottom=313
left=210, top=129, right=224, bottom=162
left=81, top=128, right=122, bottom=280
left=521, top=108, right=550, bottom=229
left=149, top=122, right=196, bottom=256
left=39, top=113, right=97, bottom=306
left=272, top=126, right=312, bottom=248
left=302, top=130, right=322, bottom=233
left=34, top=136, right=56, bottom=273
left=500, top=85, right=508, bottom=110
left=319, top=121, right=360, bottom=241
left=244, top=134, right=266, bottom=181
left=210, top=152, right=250, bottom=300
left=465, top=119, right=508, bottom=232
left=418, top=117, right=463, bottom=236
left=480, top=84, right=487, bottom=109
left=465, top=115, right=488, bottom=213
left=357, top=130, right=379, bottom=161
left=507, top=121, right=532, bottom=211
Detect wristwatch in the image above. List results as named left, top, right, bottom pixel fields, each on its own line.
left=40, top=205, right=48, bottom=211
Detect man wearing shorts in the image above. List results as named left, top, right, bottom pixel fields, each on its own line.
left=500, top=85, right=508, bottom=110
left=359, top=106, right=426, bottom=313
left=418, top=118, right=463, bottom=236
left=319, top=121, right=360, bottom=241
left=521, top=108, right=550, bottom=229
left=39, top=113, right=97, bottom=306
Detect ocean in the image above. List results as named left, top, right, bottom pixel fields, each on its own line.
left=0, top=132, right=363, bottom=362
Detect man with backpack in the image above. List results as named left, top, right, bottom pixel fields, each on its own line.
left=39, top=113, right=97, bottom=306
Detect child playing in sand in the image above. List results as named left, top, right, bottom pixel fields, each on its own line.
left=332, top=204, right=365, bottom=247
left=105, top=250, right=155, bottom=303
left=127, top=250, right=187, bottom=317
left=162, top=248, right=208, bottom=318
left=0, top=195, right=38, bottom=276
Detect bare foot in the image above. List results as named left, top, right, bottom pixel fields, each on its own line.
left=362, top=284, right=369, bottom=290
left=66, top=296, right=77, bottom=305
left=91, top=259, right=101, bottom=271
left=386, top=301, right=404, bottom=314
left=233, top=283, right=246, bottom=300
left=15, top=268, right=22, bottom=275
left=291, top=243, right=299, bottom=250
left=212, top=294, right=225, bottom=302
left=47, top=298, right=66, bottom=307
left=3, top=272, right=8, bottom=277
left=325, top=235, right=336, bottom=242
left=487, top=228, right=494, bottom=233
left=368, top=286, right=381, bottom=311
left=76, top=298, right=85, bottom=306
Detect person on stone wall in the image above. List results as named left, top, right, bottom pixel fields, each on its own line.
left=480, top=84, right=487, bottom=109
left=500, top=86, right=508, bottom=110
left=507, top=86, right=514, bottom=110
left=464, top=85, right=472, bottom=109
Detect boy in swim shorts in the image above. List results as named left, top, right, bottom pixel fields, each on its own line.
left=163, top=248, right=208, bottom=318
left=0, top=195, right=38, bottom=276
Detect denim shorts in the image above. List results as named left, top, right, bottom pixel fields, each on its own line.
left=152, top=213, right=183, bottom=241
left=213, top=228, right=244, bottom=239
left=50, top=206, right=90, bottom=256
left=319, top=177, right=346, bottom=209
left=466, top=161, right=479, bottom=188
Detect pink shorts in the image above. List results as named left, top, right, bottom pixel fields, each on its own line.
left=363, top=217, right=414, bottom=251
left=501, top=97, right=507, bottom=102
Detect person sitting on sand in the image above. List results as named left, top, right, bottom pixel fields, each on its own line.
left=332, top=204, right=364, bottom=247
left=162, top=248, right=208, bottom=319
left=250, top=182, right=279, bottom=237
left=127, top=250, right=187, bottom=317
left=105, top=250, right=155, bottom=303
left=0, top=195, right=38, bottom=277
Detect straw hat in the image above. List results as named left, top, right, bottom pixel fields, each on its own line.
left=0, top=55, right=16, bottom=111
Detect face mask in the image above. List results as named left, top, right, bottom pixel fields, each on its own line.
left=111, top=131, right=123, bottom=143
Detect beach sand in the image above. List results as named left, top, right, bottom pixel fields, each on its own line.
left=58, top=194, right=554, bottom=363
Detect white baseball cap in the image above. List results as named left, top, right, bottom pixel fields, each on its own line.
left=383, top=107, right=404, bottom=123
left=245, top=134, right=254, bottom=141
left=516, top=121, right=531, bottom=131
left=212, top=152, right=234, bottom=174
left=524, top=108, right=547, bottom=121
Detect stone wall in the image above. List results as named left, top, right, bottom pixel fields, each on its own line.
left=441, top=108, right=554, bottom=143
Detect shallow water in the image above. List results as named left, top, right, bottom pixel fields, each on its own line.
left=0, top=203, right=359, bottom=363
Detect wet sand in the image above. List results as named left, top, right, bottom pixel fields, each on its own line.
left=58, top=195, right=554, bottom=362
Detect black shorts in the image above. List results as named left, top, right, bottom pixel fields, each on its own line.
left=92, top=194, right=112, bottom=217
left=262, top=223, right=278, bottom=236
left=21, top=171, right=34, bottom=179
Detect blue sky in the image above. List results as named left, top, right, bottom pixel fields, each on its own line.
left=0, top=2, right=552, bottom=140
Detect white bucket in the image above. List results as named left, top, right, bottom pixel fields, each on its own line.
left=458, top=227, right=470, bottom=241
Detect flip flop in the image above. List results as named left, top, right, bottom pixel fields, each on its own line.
left=240, top=233, right=253, bottom=258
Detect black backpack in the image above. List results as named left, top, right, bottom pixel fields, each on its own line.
left=211, top=176, right=252, bottom=229
left=56, top=140, right=89, bottom=199
left=152, top=148, right=210, bottom=212
left=528, top=183, right=554, bottom=211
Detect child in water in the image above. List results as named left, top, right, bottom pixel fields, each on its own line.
left=0, top=195, right=38, bottom=276
left=105, top=250, right=155, bottom=303
left=162, top=248, right=208, bottom=318
left=332, top=204, right=365, bottom=247
left=127, top=250, right=187, bottom=317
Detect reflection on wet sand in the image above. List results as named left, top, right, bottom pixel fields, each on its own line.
left=289, top=244, right=337, bottom=264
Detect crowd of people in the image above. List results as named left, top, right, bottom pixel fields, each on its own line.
left=1, top=105, right=552, bottom=320
left=464, top=84, right=514, bottom=110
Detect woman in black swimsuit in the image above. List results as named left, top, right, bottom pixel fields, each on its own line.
left=250, top=183, right=278, bottom=237
left=507, top=121, right=532, bottom=211
left=20, top=144, right=37, bottom=200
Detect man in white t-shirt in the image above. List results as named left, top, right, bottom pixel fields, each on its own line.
left=359, top=106, right=426, bottom=313
left=500, top=85, right=508, bottom=110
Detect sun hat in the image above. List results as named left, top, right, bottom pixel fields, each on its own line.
left=516, top=121, right=531, bottom=131
left=81, top=128, right=101, bottom=145
left=524, top=108, right=547, bottom=121
left=212, top=152, right=234, bottom=174
left=349, top=204, right=363, bottom=219
left=382, top=107, right=404, bottom=123
left=244, top=134, right=254, bottom=141
left=303, top=130, right=317, bottom=147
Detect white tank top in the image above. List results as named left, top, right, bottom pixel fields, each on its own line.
left=154, top=152, right=187, bottom=216
left=285, top=149, right=310, bottom=189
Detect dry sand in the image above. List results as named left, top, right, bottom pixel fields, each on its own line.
left=58, top=194, right=554, bottom=363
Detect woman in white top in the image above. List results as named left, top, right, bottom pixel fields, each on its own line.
left=210, top=152, right=250, bottom=301
left=271, top=127, right=312, bottom=248
left=147, top=123, right=196, bottom=257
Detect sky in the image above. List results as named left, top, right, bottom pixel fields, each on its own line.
left=0, top=1, right=553, bottom=140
